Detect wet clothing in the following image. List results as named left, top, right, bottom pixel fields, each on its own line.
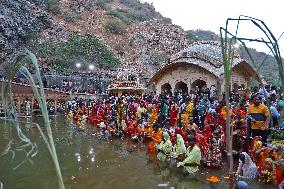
left=157, top=132, right=173, bottom=161
left=237, top=152, right=258, bottom=179
left=179, top=145, right=201, bottom=174
left=172, top=134, right=186, bottom=158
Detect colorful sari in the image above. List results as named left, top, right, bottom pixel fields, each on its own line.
left=147, top=129, right=162, bottom=153
left=204, top=137, right=222, bottom=168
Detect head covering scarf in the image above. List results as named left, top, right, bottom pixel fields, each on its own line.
left=180, top=145, right=201, bottom=174
left=173, top=134, right=186, bottom=158
left=157, top=132, right=173, bottom=161
left=237, top=152, right=258, bottom=179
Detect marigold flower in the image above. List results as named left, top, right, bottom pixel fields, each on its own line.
left=207, top=176, right=220, bottom=183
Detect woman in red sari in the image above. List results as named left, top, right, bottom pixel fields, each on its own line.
left=204, top=125, right=213, bottom=144
left=195, top=133, right=208, bottom=156
left=170, top=102, right=178, bottom=128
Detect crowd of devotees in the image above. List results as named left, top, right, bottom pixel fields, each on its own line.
left=66, top=86, right=284, bottom=185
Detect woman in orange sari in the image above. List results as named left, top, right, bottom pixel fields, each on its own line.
left=147, top=126, right=163, bottom=153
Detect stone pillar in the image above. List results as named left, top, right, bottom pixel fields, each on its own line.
left=17, top=97, right=22, bottom=114
left=186, top=80, right=191, bottom=93
left=169, top=81, right=175, bottom=95
left=118, top=91, right=122, bottom=97
left=54, top=97, right=58, bottom=113
left=31, top=96, right=35, bottom=112
left=156, top=83, right=161, bottom=95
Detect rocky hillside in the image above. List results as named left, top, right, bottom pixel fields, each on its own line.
left=1, top=0, right=188, bottom=80
left=0, top=0, right=52, bottom=68
left=0, top=0, right=281, bottom=85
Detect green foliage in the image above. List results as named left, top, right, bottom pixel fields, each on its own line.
left=64, top=12, right=81, bottom=22
left=126, top=12, right=148, bottom=21
left=119, top=0, right=144, bottom=10
left=107, top=9, right=156, bottom=23
left=36, top=34, right=119, bottom=71
left=118, top=0, right=170, bottom=22
left=186, top=30, right=198, bottom=42
left=119, top=0, right=135, bottom=6
left=44, top=0, right=61, bottom=15
left=271, top=130, right=284, bottom=140
left=238, top=45, right=280, bottom=85
left=263, top=74, right=280, bottom=86
left=150, top=51, right=169, bottom=66
left=190, top=29, right=220, bottom=41
left=2, top=50, right=65, bottom=189
left=96, top=0, right=111, bottom=9
left=105, top=19, right=127, bottom=34
left=162, top=17, right=172, bottom=24
left=107, top=10, right=130, bottom=23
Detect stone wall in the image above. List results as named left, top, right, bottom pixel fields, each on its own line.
left=153, top=64, right=219, bottom=95
left=231, top=70, right=250, bottom=89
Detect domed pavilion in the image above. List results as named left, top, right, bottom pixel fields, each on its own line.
left=149, top=41, right=260, bottom=96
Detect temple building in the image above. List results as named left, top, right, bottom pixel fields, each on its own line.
left=107, top=69, right=146, bottom=97
left=0, top=80, right=68, bottom=115
left=149, top=41, right=259, bottom=96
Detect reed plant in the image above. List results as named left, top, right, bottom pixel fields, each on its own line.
left=0, top=50, right=65, bottom=189
left=220, top=15, right=284, bottom=189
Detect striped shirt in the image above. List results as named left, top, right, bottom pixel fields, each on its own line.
left=247, top=103, right=269, bottom=130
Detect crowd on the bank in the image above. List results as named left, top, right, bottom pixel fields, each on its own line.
left=66, top=85, right=284, bottom=186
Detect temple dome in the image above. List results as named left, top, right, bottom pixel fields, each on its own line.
left=180, top=41, right=222, bottom=68
left=151, top=40, right=256, bottom=84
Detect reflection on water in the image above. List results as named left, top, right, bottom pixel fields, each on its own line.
left=0, top=117, right=277, bottom=189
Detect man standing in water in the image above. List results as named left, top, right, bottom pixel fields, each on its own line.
left=248, top=93, right=270, bottom=144
left=177, top=135, right=201, bottom=175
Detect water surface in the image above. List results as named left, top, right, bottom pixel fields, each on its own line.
left=0, top=116, right=277, bottom=189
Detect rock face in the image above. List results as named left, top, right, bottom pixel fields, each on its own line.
left=130, top=19, right=188, bottom=55
left=124, top=19, right=189, bottom=78
left=0, top=0, right=52, bottom=67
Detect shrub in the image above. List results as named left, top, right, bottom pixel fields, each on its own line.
left=105, top=19, right=126, bottom=35
left=119, top=0, right=143, bottom=9
left=44, top=0, right=61, bottom=15
left=64, top=12, right=81, bottom=22
left=96, top=0, right=111, bottom=9
left=126, top=12, right=147, bottom=21
left=150, top=52, right=169, bottom=66
left=186, top=30, right=198, bottom=41
left=107, top=10, right=131, bottom=24
left=162, top=17, right=172, bottom=24
left=119, top=0, right=132, bottom=5
left=36, top=34, right=120, bottom=71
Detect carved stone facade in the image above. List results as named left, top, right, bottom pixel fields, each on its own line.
left=153, top=63, right=219, bottom=95
left=150, top=41, right=259, bottom=96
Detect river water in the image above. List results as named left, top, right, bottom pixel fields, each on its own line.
left=0, top=116, right=277, bottom=189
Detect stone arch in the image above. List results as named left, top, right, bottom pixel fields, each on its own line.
left=175, top=81, right=188, bottom=94
left=232, top=83, right=239, bottom=91
left=161, top=83, right=172, bottom=95
left=191, top=79, right=207, bottom=93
